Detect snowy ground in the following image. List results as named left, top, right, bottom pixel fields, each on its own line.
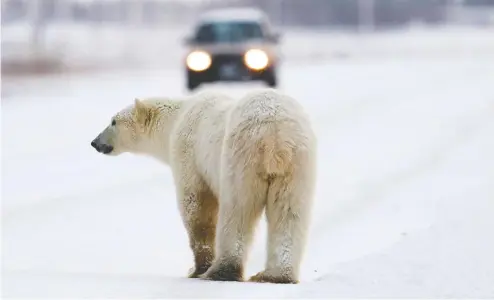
left=2, top=30, right=494, bottom=298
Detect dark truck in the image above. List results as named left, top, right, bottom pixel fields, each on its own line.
left=183, top=7, right=282, bottom=91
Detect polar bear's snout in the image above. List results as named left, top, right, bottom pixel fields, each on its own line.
left=91, top=136, right=114, bottom=154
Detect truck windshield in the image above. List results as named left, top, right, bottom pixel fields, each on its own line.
left=194, top=21, right=264, bottom=43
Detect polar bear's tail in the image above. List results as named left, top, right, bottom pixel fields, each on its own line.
left=262, top=134, right=294, bottom=176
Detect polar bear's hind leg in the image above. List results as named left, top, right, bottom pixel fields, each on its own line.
left=249, top=168, right=315, bottom=284
left=250, top=126, right=316, bottom=284
left=200, top=134, right=269, bottom=282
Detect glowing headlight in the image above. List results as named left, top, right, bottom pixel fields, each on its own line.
left=244, top=49, right=269, bottom=70
left=186, top=51, right=211, bottom=71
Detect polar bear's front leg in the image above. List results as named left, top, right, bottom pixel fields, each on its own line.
left=177, top=179, right=219, bottom=279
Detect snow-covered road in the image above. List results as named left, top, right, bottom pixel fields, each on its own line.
left=2, top=56, right=494, bottom=297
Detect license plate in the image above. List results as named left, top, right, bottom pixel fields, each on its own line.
left=219, top=64, right=237, bottom=78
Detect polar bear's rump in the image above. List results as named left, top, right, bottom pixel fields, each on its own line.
left=262, top=133, right=294, bottom=176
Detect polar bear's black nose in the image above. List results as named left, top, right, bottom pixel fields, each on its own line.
left=100, top=144, right=113, bottom=154
left=91, top=139, right=113, bottom=154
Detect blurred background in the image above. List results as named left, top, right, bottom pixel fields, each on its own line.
left=2, top=0, right=494, bottom=77
left=2, top=0, right=494, bottom=298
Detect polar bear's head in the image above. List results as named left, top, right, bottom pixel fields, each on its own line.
left=91, top=98, right=162, bottom=157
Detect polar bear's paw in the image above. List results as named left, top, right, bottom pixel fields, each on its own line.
left=187, top=265, right=211, bottom=278
left=199, top=261, right=243, bottom=282
left=248, top=271, right=299, bottom=284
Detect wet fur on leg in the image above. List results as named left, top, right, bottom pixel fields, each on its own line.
left=187, top=245, right=214, bottom=278
left=188, top=262, right=211, bottom=278
left=185, top=187, right=218, bottom=279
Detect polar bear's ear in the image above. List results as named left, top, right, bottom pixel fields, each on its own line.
left=134, top=98, right=147, bottom=112
left=133, top=98, right=150, bottom=124
left=134, top=98, right=144, bottom=108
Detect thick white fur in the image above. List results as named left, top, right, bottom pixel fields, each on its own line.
left=102, top=88, right=317, bottom=283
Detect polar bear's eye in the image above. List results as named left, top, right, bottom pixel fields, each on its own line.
left=111, top=119, right=116, bottom=126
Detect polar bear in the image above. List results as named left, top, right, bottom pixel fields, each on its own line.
left=91, top=88, right=317, bottom=284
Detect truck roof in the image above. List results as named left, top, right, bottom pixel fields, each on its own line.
left=197, top=7, right=267, bottom=23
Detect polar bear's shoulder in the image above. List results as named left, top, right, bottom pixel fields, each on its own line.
left=177, top=91, right=235, bottom=121
left=186, top=90, right=234, bottom=107
left=232, top=88, right=306, bottom=122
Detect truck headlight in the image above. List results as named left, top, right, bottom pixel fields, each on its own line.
left=186, top=51, right=211, bottom=72
left=244, top=49, right=269, bottom=70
